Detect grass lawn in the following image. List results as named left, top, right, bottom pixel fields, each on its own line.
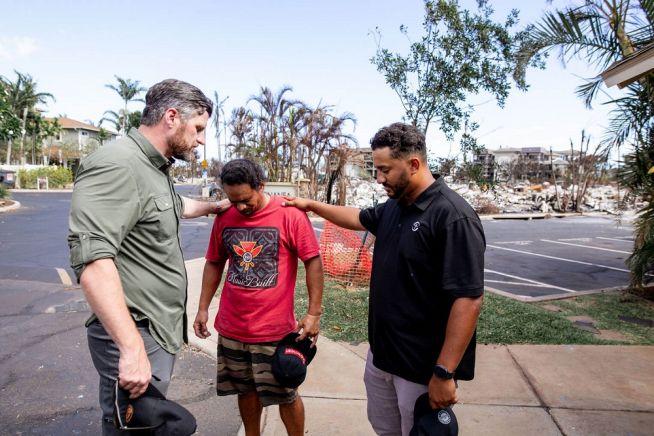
left=293, top=268, right=654, bottom=345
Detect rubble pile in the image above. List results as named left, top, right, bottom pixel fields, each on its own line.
left=339, top=177, right=646, bottom=214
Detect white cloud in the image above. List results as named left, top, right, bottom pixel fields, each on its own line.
left=0, top=36, right=38, bottom=60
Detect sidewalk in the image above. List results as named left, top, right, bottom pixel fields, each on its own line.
left=184, top=258, right=654, bottom=436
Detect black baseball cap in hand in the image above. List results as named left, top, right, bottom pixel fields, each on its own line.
left=271, top=332, right=317, bottom=388
left=410, top=393, right=458, bottom=436
left=113, top=381, right=197, bottom=435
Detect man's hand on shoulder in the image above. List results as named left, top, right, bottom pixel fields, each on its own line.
left=282, top=196, right=312, bottom=211
left=214, top=198, right=231, bottom=215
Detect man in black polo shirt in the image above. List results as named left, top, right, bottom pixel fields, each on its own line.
left=283, top=122, right=485, bottom=435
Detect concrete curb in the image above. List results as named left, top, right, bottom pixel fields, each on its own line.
left=0, top=199, right=20, bottom=213
left=9, top=188, right=74, bottom=193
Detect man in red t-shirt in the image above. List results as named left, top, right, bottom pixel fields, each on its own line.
left=193, top=158, right=323, bottom=436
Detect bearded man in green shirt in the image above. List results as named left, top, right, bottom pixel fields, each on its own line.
left=68, top=79, right=227, bottom=434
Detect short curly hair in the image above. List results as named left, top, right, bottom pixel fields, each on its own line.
left=370, top=122, right=426, bottom=161
left=220, top=158, right=266, bottom=189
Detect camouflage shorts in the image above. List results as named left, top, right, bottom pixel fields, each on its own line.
left=216, top=334, right=297, bottom=406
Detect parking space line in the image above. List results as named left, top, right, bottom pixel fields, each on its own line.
left=485, top=280, right=551, bottom=288
left=56, top=268, right=73, bottom=287
left=596, top=237, right=632, bottom=243
left=485, top=268, right=575, bottom=292
left=558, top=238, right=592, bottom=242
left=541, top=239, right=631, bottom=254
left=487, top=245, right=631, bottom=273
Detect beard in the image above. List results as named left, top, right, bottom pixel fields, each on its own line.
left=169, top=127, right=196, bottom=162
left=384, top=170, right=410, bottom=200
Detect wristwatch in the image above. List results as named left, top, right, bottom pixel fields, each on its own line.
left=433, top=364, right=455, bottom=380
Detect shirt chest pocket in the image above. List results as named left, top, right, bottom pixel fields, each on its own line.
left=145, top=194, right=178, bottom=242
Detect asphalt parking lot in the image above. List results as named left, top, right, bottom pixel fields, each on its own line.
left=482, top=215, right=633, bottom=300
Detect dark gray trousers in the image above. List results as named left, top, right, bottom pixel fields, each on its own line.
left=87, top=320, right=176, bottom=435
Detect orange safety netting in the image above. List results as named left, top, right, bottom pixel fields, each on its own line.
left=319, top=221, right=374, bottom=287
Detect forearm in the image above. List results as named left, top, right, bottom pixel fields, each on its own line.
left=182, top=197, right=230, bottom=218
left=79, top=258, right=142, bottom=352
left=304, top=256, right=324, bottom=315
left=437, top=295, right=483, bottom=372
left=198, top=260, right=226, bottom=311
left=305, top=200, right=365, bottom=231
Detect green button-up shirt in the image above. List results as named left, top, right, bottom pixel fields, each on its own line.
left=68, top=128, right=188, bottom=353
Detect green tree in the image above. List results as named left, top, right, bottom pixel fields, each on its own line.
left=370, top=0, right=531, bottom=152
left=101, top=109, right=141, bottom=134
left=514, top=1, right=654, bottom=295
left=0, top=70, right=54, bottom=164
left=105, top=76, right=146, bottom=135
left=0, top=81, right=21, bottom=146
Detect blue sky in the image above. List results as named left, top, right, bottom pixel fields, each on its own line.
left=0, top=0, right=622, bottom=161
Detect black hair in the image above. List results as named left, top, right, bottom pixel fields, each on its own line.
left=370, top=122, right=427, bottom=161
left=220, top=159, right=266, bottom=189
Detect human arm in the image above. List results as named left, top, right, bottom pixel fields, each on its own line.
left=193, top=259, right=227, bottom=338
left=428, top=295, right=483, bottom=409
left=181, top=197, right=231, bottom=219
left=80, top=258, right=151, bottom=399
left=296, top=255, right=324, bottom=346
left=282, top=197, right=365, bottom=231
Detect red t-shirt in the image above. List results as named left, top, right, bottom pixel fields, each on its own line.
left=206, top=196, right=320, bottom=342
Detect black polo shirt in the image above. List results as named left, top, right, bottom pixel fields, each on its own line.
left=359, top=175, right=485, bottom=384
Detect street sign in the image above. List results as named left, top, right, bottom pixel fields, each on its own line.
left=201, top=159, right=208, bottom=169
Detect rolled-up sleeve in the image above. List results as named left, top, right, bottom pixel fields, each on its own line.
left=68, top=160, right=141, bottom=281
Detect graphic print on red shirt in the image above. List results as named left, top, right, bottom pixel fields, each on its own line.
left=223, top=227, right=279, bottom=288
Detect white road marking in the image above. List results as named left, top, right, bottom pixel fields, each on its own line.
left=487, top=245, right=631, bottom=273
left=485, top=280, right=551, bottom=288
left=485, top=268, right=575, bottom=292
left=56, top=268, right=73, bottom=286
left=494, top=240, right=533, bottom=246
left=558, top=238, right=592, bottom=242
left=596, top=237, right=633, bottom=243
left=541, top=239, right=630, bottom=254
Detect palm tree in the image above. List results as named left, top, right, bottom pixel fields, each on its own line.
left=514, top=0, right=654, bottom=146
left=515, top=1, right=654, bottom=294
left=212, top=92, right=229, bottom=162
left=101, top=109, right=141, bottom=134
left=1, top=70, right=54, bottom=164
left=228, top=106, right=259, bottom=160
left=248, top=86, right=295, bottom=180
left=105, top=76, right=146, bottom=135
left=297, top=104, right=357, bottom=199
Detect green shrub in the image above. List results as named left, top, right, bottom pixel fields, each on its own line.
left=17, top=166, right=73, bottom=189
left=0, top=185, right=8, bottom=199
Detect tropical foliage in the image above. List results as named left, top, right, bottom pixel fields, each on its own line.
left=0, top=70, right=56, bottom=164
left=227, top=86, right=357, bottom=199
left=104, top=76, right=146, bottom=135
left=101, top=109, right=141, bottom=134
